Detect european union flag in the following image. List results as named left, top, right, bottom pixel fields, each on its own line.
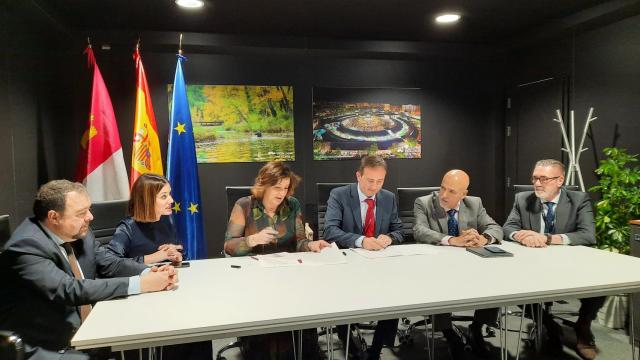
left=167, top=54, right=206, bottom=260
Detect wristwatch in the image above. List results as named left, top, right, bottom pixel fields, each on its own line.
left=545, top=233, right=552, bottom=245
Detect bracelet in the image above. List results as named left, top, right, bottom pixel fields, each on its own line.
left=545, top=233, right=552, bottom=245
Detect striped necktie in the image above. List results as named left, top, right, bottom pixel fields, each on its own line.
left=62, top=242, right=92, bottom=322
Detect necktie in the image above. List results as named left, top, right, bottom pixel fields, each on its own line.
left=544, top=202, right=556, bottom=234
left=363, top=198, right=376, bottom=237
left=447, top=209, right=459, bottom=237
left=62, top=242, right=92, bottom=322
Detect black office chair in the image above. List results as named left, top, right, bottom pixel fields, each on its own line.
left=513, top=184, right=579, bottom=193
left=396, top=187, right=439, bottom=243
left=315, top=182, right=375, bottom=355
left=90, top=200, right=128, bottom=245
left=0, top=215, right=11, bottom=249
left=217, top=186, right=253, bottom=360
left=511, top=184, right=581, bottom=351
left=225, top=186, right=254, bottom=221
left=0, top=331, right=24, bottom=360
left=316, top=183, right=350, bottom=240
left=395, top=187, right=495, bottom=349
left=395, top=187, right=440, bottom=346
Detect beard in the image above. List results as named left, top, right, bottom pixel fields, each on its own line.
left=534, top=188, right=557, bottom=201
left=73, top=224, right=90, bottom=239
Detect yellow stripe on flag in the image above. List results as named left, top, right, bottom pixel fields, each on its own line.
left=132, top=88, right=163, bottom=176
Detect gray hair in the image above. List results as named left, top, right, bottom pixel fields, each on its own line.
left=534, top=159, right=566, bottom=175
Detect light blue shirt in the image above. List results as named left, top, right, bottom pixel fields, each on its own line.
left=539, top=193, right=571, bottom=245
left=40, top=222, right=146, bottom=295
left=355, top=185, right=377, bottom=248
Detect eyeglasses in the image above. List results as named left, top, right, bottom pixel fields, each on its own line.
left=531, top=176, right=561, bottom=184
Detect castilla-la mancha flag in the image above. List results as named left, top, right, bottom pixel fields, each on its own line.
left=130, top=47, right=163, bottom=185
left=75, top=45, right=129, bottom=201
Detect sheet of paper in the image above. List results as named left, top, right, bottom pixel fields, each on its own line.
left=350, top=244, right=438, bottom=259
left=299, top=242, right=347, bottom=266
left=256, top=243, right=347, bottom=267
left=255, top=252, right=302, bottom=267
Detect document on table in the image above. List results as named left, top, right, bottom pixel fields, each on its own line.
left=256, top=243, right=347, bottom=267
left=350, top=244, right=439, bottom=259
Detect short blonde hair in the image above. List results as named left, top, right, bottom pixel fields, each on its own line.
left=129, top=174, right=170, bottom=222
left=251, top=162, right=301, bottom=200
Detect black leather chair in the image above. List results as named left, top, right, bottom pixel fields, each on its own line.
left=513, top=184, right=579, bottom=193
left=315, top=182, right=374, bottom=355
left=316, top=183, right=350, bottom=239
left=511, top=184, right=581, bottom=350
left=396, top=187, right=496, bottom=347
left=225, top=186, right=253, bottom=220
left=90, top=200, right=129, bottom=245
left=0, top=215, right=11, bottom=249
left=0, top=331, right=24, bottom=360
left=396, top=187, right=439, bottom=243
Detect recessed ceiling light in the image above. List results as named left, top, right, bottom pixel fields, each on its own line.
left=175, top=0, right=204, bottom=8
left=435, top=14, right=461, bottom=24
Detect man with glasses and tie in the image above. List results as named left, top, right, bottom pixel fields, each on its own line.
left=413, top=169, right=503, bottom=359
left=324, top=154, right=404, bottom=360
left=0, top=180, right=178, bottom=359
left=503, top=159, right=603, bottom=360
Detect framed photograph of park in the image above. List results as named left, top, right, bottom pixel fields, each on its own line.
left=312, top=87, right=422, bottom=160
left=167, top=85, right=295, bottom=163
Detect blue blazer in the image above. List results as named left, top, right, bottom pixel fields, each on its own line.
left=323, top=183, right=404, bottom=248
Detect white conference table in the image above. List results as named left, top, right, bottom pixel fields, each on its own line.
left=72, top=242, right=640, bottom=351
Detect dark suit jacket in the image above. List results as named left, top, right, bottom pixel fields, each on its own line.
left=0, top=218, right=148, bottom=351
left=503, top=190, right=596, bottom=245
left=413, top=192, right=503, bottom=245
left=323, top=183, right=404, bottom=248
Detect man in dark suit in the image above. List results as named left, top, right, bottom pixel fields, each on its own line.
left=0, top=180, right=178, bottom=359
left=413, top=169, right=502, bottom=359
left=504, top=159, right=604, bottom=360
left=323, top=155, right=403, bottom=359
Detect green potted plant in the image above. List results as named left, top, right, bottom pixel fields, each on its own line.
left=590, top=147, right=640, bottom=254
left=589, top=147, right=640, bottom=328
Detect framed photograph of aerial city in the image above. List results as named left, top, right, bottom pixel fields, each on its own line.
left=167, top=84, right=295, bottom=163
left=312, top=87, right=422, bottom=160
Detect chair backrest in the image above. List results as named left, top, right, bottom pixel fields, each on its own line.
left=90, top=200, right=129, bottom=245
left=223, top=186, right=253, bottom=257
left=397, top=187, right=439, bottom=243
left=0, top=215, right=11, bottom=248
left=513, top=184, right=579, bottom=193
left=225, top=186, right=253, bottom=221
left=316, top=183, right=351, bottom=239
left=0, top=330, right=24, bottom=360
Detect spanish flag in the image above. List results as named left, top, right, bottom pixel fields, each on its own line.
left=75, top=45, right=129, bottom=201
left=130, top=46, right=163, bottom=185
